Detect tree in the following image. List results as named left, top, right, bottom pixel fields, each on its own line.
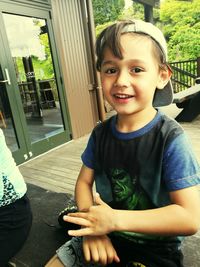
left=92, top=0, right=199, bottom=61
left=160, top=0, right=200, bottom=61
left=118, top=1, right=144, bottom=20
left=94, top=0, right=160, bottom=37
left=92, top=0, right=124, bottom=26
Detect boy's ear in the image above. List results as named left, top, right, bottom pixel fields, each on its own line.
left=157, top=67, right=172, bottom=90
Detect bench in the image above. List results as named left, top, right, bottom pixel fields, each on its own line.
left=173, top=84, right=200, bottom=105
left=173, top=78, right=200, bottom=122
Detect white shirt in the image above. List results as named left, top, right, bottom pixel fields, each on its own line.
left=0, top=129, right=27, bottom=207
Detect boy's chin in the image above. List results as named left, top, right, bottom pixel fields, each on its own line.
left=114, top=109, right=138, bottom=116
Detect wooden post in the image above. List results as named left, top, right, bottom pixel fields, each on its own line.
left=85, top=0, right=106, bottom=122
left=197, top=57, right=200, bottom=77
left=133, top=0, right=160, bottom=23
left=144, top=4, right=154, bottom=23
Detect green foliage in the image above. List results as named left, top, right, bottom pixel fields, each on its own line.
left=118, top=2, right=144, bottom=20
left=15, top=19, right=54, bottom=82
left=92, top=0, right=124, bottom=25
left=95, top=21, right=114, bottom=37
left=93, top=0, right=199, bottom=62
left=38, top=33, right=54, bottom=79
left=94, top=1, right=145, bottom=36
left=160, top=0, right=200, bottom=61
left=94, top=1, right=160, bottom=36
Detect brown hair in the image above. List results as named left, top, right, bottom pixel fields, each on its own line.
left=95, top=20, right=168, bottom=71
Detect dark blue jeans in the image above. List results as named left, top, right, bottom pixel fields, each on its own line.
left=0, top=195, right=32, bottom=266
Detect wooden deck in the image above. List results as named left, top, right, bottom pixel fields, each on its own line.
left=19, top=135, right=89, bottom=195
left=19, top=105, right=200, bottom=196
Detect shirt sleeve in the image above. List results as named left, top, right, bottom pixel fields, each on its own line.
left=81, top=132, right=95, bottom=169
left=163, top=132, right=200, bottom=191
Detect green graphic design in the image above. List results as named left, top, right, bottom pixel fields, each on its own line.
left=108, top=168, right=168, bottom=242
left=127, top=262, right=146, bottom=267
left=109, top=168, right=151, bottom=210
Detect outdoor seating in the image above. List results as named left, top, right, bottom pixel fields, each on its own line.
left=39, top=79, right=56, bottom=109
left=173, top=78, right=200, bottom=105
left=173, top=78, right=200, bottom=122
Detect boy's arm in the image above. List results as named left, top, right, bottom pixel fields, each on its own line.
left=75, top=164, right=94, bottom=211
left=65, top=185, right=200, bottom=237
left=74, top=164, right=120, bottom=265
left=114, top=186, right=200, bottom=235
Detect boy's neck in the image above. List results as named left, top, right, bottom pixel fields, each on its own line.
left=116, top=108, right=157, bottom=133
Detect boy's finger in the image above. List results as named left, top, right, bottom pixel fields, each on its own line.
left=63, top=215, right=90, bottom=227
left=68, top=227, right=92, bottom=237
left=114, top=253, right=120, bottom=263
left=64, top=211, right=88, bottom=219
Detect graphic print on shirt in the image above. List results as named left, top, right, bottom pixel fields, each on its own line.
left=96, top=168, right=168, bottom=243
left=108, top=168, right=152, bottom=210
left=126, top=262, right=146, bottom=267
left=1, top=174, right=19, bottom=206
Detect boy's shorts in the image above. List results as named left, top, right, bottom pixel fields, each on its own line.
left=56, top=236, right=184, bottom=267
left=56, top=237, right=100, bottom=267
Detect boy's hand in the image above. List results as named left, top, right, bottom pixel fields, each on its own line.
left=83, top=235, right=120, bottom=266
left=63, top=193, right=116, bottom=236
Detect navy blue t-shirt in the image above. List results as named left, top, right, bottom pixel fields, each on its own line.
left=82, top=110, right=200, bottom=245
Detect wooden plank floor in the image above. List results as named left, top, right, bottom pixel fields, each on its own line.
left=19, top=106, right=200, bottom=196
left=19, top=135, right=89, bottom=195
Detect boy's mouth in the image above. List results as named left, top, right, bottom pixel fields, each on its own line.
left=113, top=94, right=134, bottom=99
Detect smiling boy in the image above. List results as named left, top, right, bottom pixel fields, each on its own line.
left=46, top=19, right=200, bottom=267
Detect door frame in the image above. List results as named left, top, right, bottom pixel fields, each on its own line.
left=0, top=1, right=72, bottom=164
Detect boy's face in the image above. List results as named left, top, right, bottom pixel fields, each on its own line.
left=100, top=34, right=169, bottom=118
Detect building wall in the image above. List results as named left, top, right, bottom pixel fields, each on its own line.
left=51, top=0, right=100, bottom=139
left=2, top=0, right=51, bottom=9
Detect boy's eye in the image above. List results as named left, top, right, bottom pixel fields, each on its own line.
left=105, top=68, right=117, bottom=74
left=131, top=67, right=143, bottom=73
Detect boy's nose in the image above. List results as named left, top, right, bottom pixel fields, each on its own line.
left=114, top=70, right=131, bottom=88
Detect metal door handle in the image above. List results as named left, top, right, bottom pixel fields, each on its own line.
left=0, top=68, right=11, bottom=85
left=0, top=79, right=9, bottom=83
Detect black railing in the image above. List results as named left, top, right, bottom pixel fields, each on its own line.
left=170, top=58, right=199, bottom=93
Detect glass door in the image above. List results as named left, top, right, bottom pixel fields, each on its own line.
left=0, top=5, right=71, bottom=164
left=0, top=66, right=21, bottom=153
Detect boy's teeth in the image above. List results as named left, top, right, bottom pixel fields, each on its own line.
left=115, top=94, right=131, bottom=99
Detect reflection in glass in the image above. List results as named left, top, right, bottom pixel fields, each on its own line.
left=3, top=13, right=64, bottom=144
left=0, top=76, right=18, bottom=152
